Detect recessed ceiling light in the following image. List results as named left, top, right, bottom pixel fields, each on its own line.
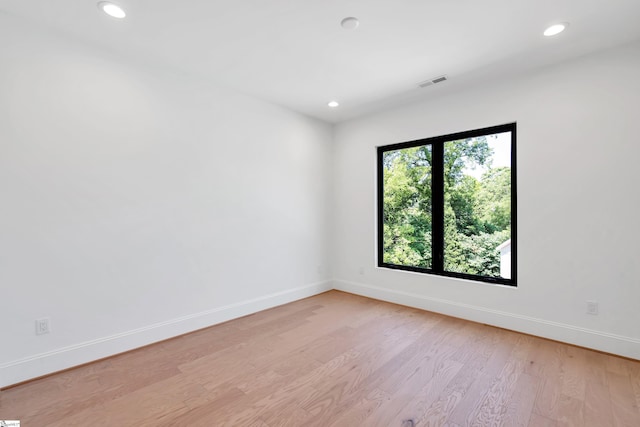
left=98, top=2, right=126, bottom=19
left=544, top=23, right=567, bottom=37
left=341, top=17, right=359, bottom=30
left=328, top=101, right=340, bottom=108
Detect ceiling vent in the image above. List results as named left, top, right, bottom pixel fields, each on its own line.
left=418, top=75, right=448, bottom=88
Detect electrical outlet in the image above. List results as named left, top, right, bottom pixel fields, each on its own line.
left=36, top=318, right=50, bottom=335
left=358, top=266, right=364, bottom=275
left=586, top=301, right=599, bottom=315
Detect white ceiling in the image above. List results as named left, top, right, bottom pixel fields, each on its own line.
left=2, top=0, right=640, bottom=123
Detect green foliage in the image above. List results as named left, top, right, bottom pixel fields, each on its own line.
left=382, top=137, right=511, bottom=278
left=382, top=147, right=432, bottom=268
left=445, top=230, right=509, bottom=276
left=444, top=137, right=492, bottom=187
left=475, top=167, right=511, bottom=233
left=448, top=175, right=481, bottom=235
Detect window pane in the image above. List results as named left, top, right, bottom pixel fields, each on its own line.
left=382, top=145, right=433, bottom=268
left=443, top=132, right=512, bottom=279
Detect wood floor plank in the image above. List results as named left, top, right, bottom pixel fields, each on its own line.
left=326, top=388, right=391, bottom=427
left=357, top=314, right=473, bottom=426
left=447, top=328, right=518, bottom=426
left=529, top=412, right=558, bottom=427
left=158, top=386, right=246, bottom=427
left=296, top=312, right=430, bottom=422
left=417, top=326, right=504, bottom=426
left=555, top=394, right=584, bottom=427
left=503, top=373, right=541, bottom=427
left=212, top=350, right=361, bottom=425
left=533, top=342, right=566, bottom=420
left=379, top=358, right=464, bottom=426
left=629, top=363, right=640, bottom=420
left=560, top=345, right=588, bottom=400
left=467, top=334, right=534, bottom=426
left=584, top=378, right=614, bottom=427
left=413, top=326, right=503, bottom=425
left=583, top=350, right=610, bottom=387
left=607, top=370, right=639, bottom=427
left=605, top=353, right=632, bottom=375
left=418, top=363, right=484, bottom=426
left=2, top=290, right=639, bottom=427
left=365, top=342, right=460, bottom=426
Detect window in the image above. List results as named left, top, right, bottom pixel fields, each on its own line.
left=377, top=123, right=516, bottom=286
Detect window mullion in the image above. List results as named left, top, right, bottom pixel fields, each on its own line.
left=376, top=148, right=385, bottom=267
left=431, top=142, right=444, bottom=273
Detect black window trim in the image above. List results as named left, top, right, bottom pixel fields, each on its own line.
left=377, top=122, right=517, bottom=286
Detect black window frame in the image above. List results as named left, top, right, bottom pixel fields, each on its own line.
left=377, top=123, right=517, bottom=286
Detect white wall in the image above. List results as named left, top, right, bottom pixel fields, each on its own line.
left=332, top=40, right=640, bottom=359
left=0, top=14, right=333, bottom=387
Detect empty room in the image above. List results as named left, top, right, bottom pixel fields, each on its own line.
left=1, top=0, right=639, bottom=426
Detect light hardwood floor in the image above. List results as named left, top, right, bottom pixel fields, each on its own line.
left=2, top=291, right=639, bottom=426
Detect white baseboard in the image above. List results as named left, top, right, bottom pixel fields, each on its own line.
left=0, top=281, right=332, bottom=388
left=333, top=279, right=640, bottom=360
left=4, top=278, right=637, bottom=388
